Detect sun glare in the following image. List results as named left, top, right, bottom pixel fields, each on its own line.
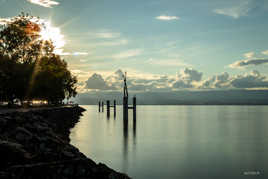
left=39, top=20, right=65, bottom=54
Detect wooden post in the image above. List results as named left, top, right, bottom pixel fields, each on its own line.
left=107, top=100, right=110, bottom=117
left=133, top=96, right=136, bottom=120
left=101, top=101, right=104, bottom=112
left=114, top=100, right=116, bottom=117
left=98, top=101, right=101, bottom=112
left=123, top=96, right=128, bottom=120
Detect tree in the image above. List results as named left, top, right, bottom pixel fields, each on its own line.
left=0, top=13, right=77, bottom=105
left=31, top=55, right=77, bottom=104
left=0, top=13, right=46, bottom=64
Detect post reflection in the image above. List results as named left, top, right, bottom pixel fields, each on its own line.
left=122, top=116, right=137, bottom=171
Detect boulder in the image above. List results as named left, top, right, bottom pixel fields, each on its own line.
left=14, top=127, right=33, bottom=143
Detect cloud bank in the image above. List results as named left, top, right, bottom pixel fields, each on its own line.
left=229, top=59, right=268, bottom=68
left=81, top=68, right=268, bottom=92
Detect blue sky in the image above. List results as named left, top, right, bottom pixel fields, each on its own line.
left=1, top=0, right=268, bottom=92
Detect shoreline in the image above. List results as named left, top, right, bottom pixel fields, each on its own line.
left=0, top=106, right=130, bottom=179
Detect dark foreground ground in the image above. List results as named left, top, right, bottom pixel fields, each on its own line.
left=0, top=106, right=130, bottom=179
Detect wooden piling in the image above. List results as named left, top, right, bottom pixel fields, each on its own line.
left=107, top=100, right=110, bottom=117
left=114, top=100, right=116, bottom=117
left=133, top=96, right=136, bottom=120
left=123, top=97, right=128, bottom=120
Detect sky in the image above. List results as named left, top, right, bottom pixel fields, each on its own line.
left=1, top=0, right=268, bottom=93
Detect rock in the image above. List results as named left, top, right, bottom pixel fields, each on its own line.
left=76, top=165, right=86, bottom=176
left=15, top=116, right=24, bottom=124
left=63, top=167, right=74, bottom=176
left=0, top=106, right=130, bottom=179
left=0, top=140, right=31, bottom=168
left=0, top=172, right=8, bottom=179
left=62, top=150, right=75, bottom=159
left=14, top=127, right=33, bottom=143
left=33, top=122, right=49, bottom=132
left=0, top=118, right=7, bottom=127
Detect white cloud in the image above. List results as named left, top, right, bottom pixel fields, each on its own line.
left=85, top=73, right=116, bottom=90
left=172, top=68, right=203, bottom=89
left=199, top=71, right=268, bottom=89
left=147, top=58, right=190, bottom=67
left=244, top=51, right=255, bottom=59
left=87, top=31, right=121, bottom=39
left=95, top=39, right=128, bottom=46
left=112, top=49, right=142, bottom=59
left=230, top=70, right=268, bottom=88
left=79, top=68, right=268, bottom=92
left=213, top=1, right=252, bottom=19
left=27, top=0, right=59, bottom=8
left=199, top=72, right=230, bottom=89
left=55, top=49, right=89, bottom=56
left=262, top=50, right=268, bottom=56
left=229, top=59, right=268, bottom=69
left=94, top=32, right=121, bottom=39
left=156, top=15, right=180, bottom=21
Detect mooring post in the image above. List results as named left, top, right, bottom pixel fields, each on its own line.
left=133, top=96, right=136, bottom=120
left=101, top=101, right=104, bottom=112
left=98, top=101, right=101, bottom=112
left=114, top=100, right=116, bottom=117
left=123, top=97, right=128, bottom=120
left=107, top=100, right=110, bottom=117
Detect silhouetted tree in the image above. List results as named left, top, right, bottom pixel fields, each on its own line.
left=0, top=13, right=77, bottom=105
left=31, top=55, right=77, bottom=104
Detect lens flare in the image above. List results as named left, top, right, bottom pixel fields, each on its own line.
left=39, top=20, right=65, bottom=54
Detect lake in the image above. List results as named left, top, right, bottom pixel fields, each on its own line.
left=70, top=105, right=268, bottom=179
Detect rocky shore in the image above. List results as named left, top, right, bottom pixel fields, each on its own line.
left=0, top=106, right=130, bottom=179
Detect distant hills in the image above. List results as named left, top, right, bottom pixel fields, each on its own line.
left=75, top=90, right=268, bottom=105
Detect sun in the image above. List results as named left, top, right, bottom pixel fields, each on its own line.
left=39, top=20, right=65, bottom=54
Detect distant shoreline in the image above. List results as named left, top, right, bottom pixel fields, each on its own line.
left=78, top=103, right=268, bottom=106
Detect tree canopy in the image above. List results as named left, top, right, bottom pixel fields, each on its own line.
left=0, top=13, right=77, bottom=105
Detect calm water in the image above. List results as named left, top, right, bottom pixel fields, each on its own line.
left=70, top=105, right=268, bottom=179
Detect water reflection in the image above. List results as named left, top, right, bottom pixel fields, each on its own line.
left=122, top=116, right=137, bottom=171
left=70, top=105, right=268, bottom=179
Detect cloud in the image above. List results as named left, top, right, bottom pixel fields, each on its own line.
left=229, top=59, right=268, bottom=68
left=95, top=39, right=128, bottom=46
left=87, top=31, right=121, bottom=39
left=230, top=70, right=268, bottom=88
left=112, top=49, right=142, bottom=59
left=80, top=69, right=268, bottom=92
left=200, top=72, right=230, bottom=89
left=156, top=15, right=180, bottom=21
left=244, top=51, right=255, bottom=59
left=213, top=1, right=252, bottom=19
left=85, top=73, right=116, bottom=90
left=94, top=32, right=121, bottom=39
left=172, top=68, right=203, bottom=89
left=82, top=69, right=174, bottom=92
left=262, top=50, right=268, bottom=56
left=105, top=69, right=124, bottom=89
left=55, top=50, right=89, bottom=56
left=200, top=71, right=268, bottom=89
left=147, top=58, right=190, bottom=67
left=27, top=0, right=59, bottom=8
left=177, top=68, right=203, bottom=82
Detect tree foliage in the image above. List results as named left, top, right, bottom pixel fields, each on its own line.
left=0, top=13, right=77, bottom=105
